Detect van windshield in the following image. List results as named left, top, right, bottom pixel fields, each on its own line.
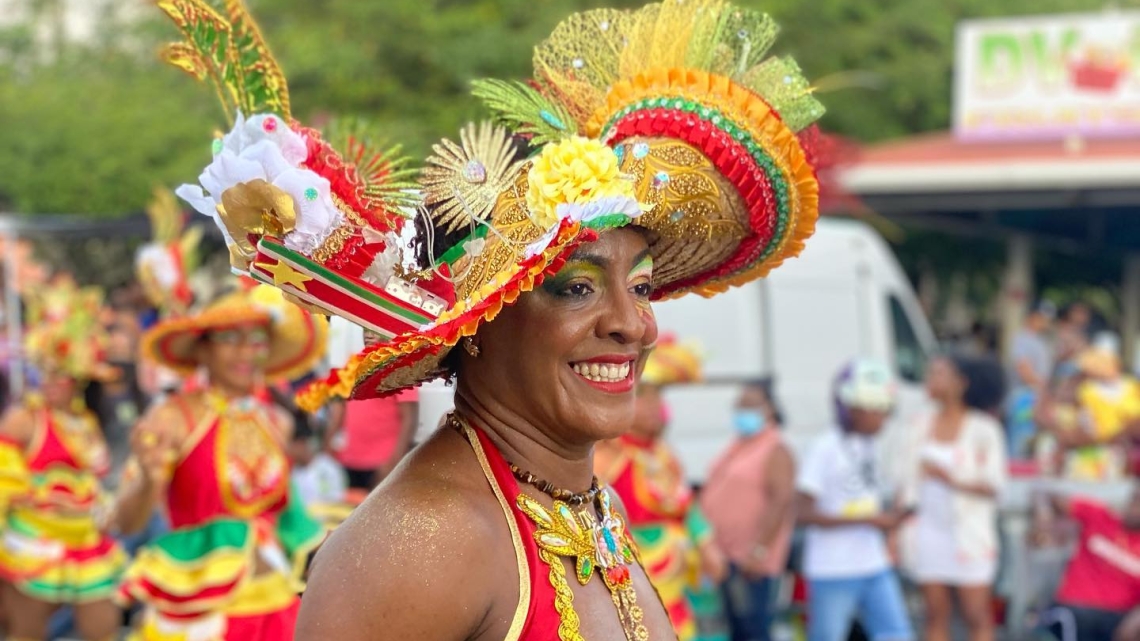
left=889, top=295, right=927, bottom=383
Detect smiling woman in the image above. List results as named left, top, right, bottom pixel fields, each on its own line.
left=155, top=0, right=826, bottom=638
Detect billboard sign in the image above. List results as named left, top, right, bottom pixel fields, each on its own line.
left=955, top=12, right=1140, bottom=140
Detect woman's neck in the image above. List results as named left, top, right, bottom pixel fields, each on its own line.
left=939, top=400, right=967, bottom=419
left=207, top=382, right=255, bottom=401
left=46, top=402, right=77, bottom=416
left=455, top=389, right=596, bottom=495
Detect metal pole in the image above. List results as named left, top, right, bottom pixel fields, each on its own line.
left=1000, top=234, right=1034, bottom=360
left=5, top=229, right=22, bottom=399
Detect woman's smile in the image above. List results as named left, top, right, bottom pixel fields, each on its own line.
left=569, top=354, right=637, bottom=393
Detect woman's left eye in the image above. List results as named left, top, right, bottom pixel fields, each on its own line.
left=632, top=283, right=653, bottom=297
left=564, top=283, right=594, bottom=298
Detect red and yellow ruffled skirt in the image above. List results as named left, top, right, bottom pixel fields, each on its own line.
left=120, top=519, right=304, bottom=641
left=0, top=507, right=127, bottom=603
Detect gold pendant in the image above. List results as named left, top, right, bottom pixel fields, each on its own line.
left=517, top=489, right=649, bottom=641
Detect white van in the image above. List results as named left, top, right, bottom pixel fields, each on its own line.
left=413, top=218, right=938, bottom=481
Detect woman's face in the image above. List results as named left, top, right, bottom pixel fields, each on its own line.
left=461, top=228, right=659, bottom=446
left=197, top=323, right=271, bottom=395
left=41, top=371, right=76, bottom=410
left=738, top=384, right=777, bottom=425
left=925, top=357, right=965, bottom=403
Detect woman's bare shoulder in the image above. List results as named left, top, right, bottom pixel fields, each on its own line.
left=296, top=427, right=514, bottom=640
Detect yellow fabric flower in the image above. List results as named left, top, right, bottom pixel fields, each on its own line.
left=525, top=137, right=624, bottom=229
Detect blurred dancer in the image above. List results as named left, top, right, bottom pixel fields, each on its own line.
left=0, top=278, right=126, bottom=641
left=114, top=285, right=327, bottom=640
left=702, top=379, right=795, bottom=641
left=596, top=337, right=727, bottom=640
left=797, top=359, right=914, bottom=641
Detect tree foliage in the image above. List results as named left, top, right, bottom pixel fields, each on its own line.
left=0, top=0, right=1135, bottom=217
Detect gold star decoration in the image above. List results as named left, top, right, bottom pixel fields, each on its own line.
left=259, top=259, right=312, bottom=291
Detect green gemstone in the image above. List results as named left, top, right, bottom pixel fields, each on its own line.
left=580, top=557, right=594, bottom=579
left=673, top=99, right=685, bottom=109
left=699, top=107, right=711, bottom=118
left=683, top=100, right=697, bottom=111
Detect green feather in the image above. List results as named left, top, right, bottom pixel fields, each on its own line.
left=157, top=0, right=291, bottom=123
left=471, top=78, right=577, bottom=146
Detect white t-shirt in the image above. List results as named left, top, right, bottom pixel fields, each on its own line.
left=797, top=429, right=892, bottom=579
left=292, top=452, right=349, bottom=506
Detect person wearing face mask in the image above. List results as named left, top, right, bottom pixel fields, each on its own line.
left=595, top=337, right=728, bottom=641
left=796, top=359, right=914, bottom=641
left=701, top=379, right=795, bottom=641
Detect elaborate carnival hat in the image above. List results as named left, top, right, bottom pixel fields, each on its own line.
left=640, top=336, right=702, bottom=387
left=140, top=283, right=328, bottom=382
left=24, top=276, right=117, bottom=382
left=474, top=0, right=826, bottom=298
left=294, top=0, right=825, bottom=409
left=156, top=0, right=453, bottom=343
left=135, top=187, right=203, bottom=317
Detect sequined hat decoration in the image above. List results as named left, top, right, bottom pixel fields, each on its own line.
left=474, top=0, right=825, bottom=300
left=157, top=0, right=454, bottom=344
left=135, top=187, right=203, bottom=318
left=295, top=125, right=648, bottom=409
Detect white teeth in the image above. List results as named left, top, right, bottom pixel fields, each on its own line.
left=571, top=361, right=632, bottom=383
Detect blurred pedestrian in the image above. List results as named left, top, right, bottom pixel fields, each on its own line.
left=797, top=359, right=914, bottom=641
left=324, top=325, right=420, bottom=491
left=290, top=420, right=348, bottom=507
left=1036, top=345, right=1140, bottom=481
left=900, top=354, right=1007, bottom=641
left=326, top=389, right=419, bottom=490
left=1006, top=301, right=1055, bottom=459
left=1036, top=488, right=1140, bottom=641
left=1054, top=303, right=1093, bottom=375
left=1076, top=346, right=1140, bottom=447
left=596, top=337, right=726, bottom=641
left=702, top=378, right=795, bottom=641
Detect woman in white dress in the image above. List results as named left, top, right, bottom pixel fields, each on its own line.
left=900, top=354, right=1008, bottom=641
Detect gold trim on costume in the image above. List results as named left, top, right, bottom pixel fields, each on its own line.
left=460, top=419, right=530, bottom=641
left=540, top=547, right=586, bottom=641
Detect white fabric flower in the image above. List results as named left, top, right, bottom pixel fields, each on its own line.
left=558, top=194, right=644, bottom=224
left=360, top=235, right=403, bottom=288
left=523, top=225, right=560, bottom=260
left=272, top=169, right=343, bottom=255
left=175, top=110, right=344, bottom=258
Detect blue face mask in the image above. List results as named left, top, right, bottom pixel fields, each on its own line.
left=733, top=409, right=767, bottom=437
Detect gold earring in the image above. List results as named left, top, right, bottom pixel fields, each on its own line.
left=462, top=337, right=481, bottom=358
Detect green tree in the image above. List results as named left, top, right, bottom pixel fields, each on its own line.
left=2, top=0, right=1137, bottom=217
left=763, top=0, right=1137, bottom=141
